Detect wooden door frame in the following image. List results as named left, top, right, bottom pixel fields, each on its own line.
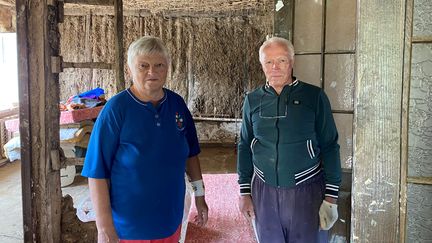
left=16, top=0, right=62, bottom=241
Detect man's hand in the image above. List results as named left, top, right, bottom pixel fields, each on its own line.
left=194, top=196, right=208, bottom=226
left=319, top=200, right=338, bottom=230
left=97, top=227, right=119, bottom=243
left=239, top=195, right=255, bottom=222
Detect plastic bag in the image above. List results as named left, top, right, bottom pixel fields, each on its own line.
left=76, top=196, right=96, bottom=222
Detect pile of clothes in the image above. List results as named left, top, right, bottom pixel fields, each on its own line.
left=59, top=87, right=106, bottom=111
left=3, top=136, right=20, bottom=162
left=59, top=120, right=95, bottom=186
left=3, top=88, right=107, bottom=187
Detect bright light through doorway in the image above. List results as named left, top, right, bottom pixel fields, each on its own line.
left=0, top=33, right=18, bottom=110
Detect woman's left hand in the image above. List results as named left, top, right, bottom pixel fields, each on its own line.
left=193, top=196, right=208, bottom=226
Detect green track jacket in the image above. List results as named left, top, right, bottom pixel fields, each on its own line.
left=237, top=80, right=341, bottom=199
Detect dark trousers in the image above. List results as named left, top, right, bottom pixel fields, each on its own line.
left=251, top=173, right=328, bottom=243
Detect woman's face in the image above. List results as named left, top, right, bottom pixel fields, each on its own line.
left=129, top=53, right=168, bottom=93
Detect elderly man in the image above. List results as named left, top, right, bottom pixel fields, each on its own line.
left=82, top=36, right=208, bottom=243
left=237, top=36, right=341, bottom=242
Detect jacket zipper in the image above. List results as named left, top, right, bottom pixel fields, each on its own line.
left=275, top=95, right=280, bottom=186
left=276, top=88, right=291, bottom=186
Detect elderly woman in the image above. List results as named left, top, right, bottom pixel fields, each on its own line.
left=82, top=36, right=208, bottom=243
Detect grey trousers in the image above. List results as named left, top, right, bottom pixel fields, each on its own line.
left=251, top=172, right=328, bottom=243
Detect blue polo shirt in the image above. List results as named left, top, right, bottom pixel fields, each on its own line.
left=81, top=88, right=200, bottom=240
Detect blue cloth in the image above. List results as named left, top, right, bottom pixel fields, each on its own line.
left=81, top=88, right=200, bottom=240
left=78, top=87, right=105, bottom=99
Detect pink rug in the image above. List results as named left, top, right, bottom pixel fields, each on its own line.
left=186, top=174, right=257, bottom=243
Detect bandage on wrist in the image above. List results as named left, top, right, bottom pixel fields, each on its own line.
left=190, top=179, right=205, bottom=197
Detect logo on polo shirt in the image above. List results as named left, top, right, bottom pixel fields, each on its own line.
left=175, top=112, right=185, bottom=131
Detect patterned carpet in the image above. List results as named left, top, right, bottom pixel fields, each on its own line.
left=185, top=174, right=257, bottom=243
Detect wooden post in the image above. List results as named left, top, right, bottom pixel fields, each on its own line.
left=352, top=1, right=406, bottom=242
left=400, top=0, right=414, bottom=241
left=16, top=0, right=62, bottom=241
left=114, top=0, right=124, bottom=92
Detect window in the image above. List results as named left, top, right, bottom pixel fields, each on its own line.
left=0, top=33, right=18, bottom=110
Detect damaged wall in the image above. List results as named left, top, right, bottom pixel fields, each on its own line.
left=59, top=13, right=272, bottom=118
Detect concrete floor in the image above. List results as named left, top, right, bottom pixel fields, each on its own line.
left=0, top=146, right=236, bottom=242
left=0, top=161, right=22, bottom=243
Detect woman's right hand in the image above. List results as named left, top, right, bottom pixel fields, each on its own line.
left=97, top=227, right=119, bottom=243
left=239, top=195, right=255, bottom=222
left=88, top=178, right=118, bottom=242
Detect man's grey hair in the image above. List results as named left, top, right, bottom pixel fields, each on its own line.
left=259, top=37, right=295, bottom=63
left=127, top=36, right=170, bottom=69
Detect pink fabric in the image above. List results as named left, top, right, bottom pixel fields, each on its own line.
left=59, top=106, right=103, bottom=124
left=4, top=106, right=103, bottom=133
left=186, top=174, right=257, bottom=243
left=120, top=225, right=181, bottom=243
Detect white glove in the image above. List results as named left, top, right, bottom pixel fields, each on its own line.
left=319, top=200, right=338, bottom=230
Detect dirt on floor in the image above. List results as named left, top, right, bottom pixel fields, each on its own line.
left=0, top=161, right=98, bottom=243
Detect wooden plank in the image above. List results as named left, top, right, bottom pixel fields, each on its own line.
left=113, top=0, right=125, bottom=92
left=64, top=0, right=113, bottom=6
left=0, top=121, right=6, bottom=159
left=186, top=17, right=193, bottom=105
left=0, top=158, right=8, bottom=166
left=0, top=107, right=19, bottom=119
left=63, top=61, right=112, bottom=69
left=16, top=0, right=62, bottom=241
left=85, top=14, right=92, bottom=61
left=407, top=177, right=432, bottom=185
left=400, top=0, right=414, bottom=241
left=412, top=36, right=432, bottom=43
left=15, top=0, right=34, bottom=239
left=61, top=157, right=84, bottom=167
left=193, top=117, right=241, bottom=122
left=352, top=1, right=406, bottom=242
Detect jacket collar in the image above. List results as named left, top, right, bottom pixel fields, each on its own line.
left=265, top=78, right=299, bottom=95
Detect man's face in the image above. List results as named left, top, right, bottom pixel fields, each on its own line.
left=260, top=44, right=294, bottom=88
left=129, top=53, right=168, bottom=92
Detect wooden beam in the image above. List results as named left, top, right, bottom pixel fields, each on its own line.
left=0, top=107, right=19, bottom=119
left=16, top=0, right=62, bottom=241
left=412, top=36, right=432, bottom=43
left=193, top=117, right=241, bottom=122
left=15, top=0, right=34, bottom=239
left=64, top=0, right=113, bottom=6
left=61, top=157, right=84, bottom=167
left=400, top=0, right=414, bottom=241
left=63, top=61, right=112, bottom=69
left=0, top=121, right=8, bottom=158
left=113, top=0, right=124, bottom=92
left=407, top=177, right=432, bottom=185
left=0, top=158, right=8, bottom=166
left=352, top=1, right=406, bottom=242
